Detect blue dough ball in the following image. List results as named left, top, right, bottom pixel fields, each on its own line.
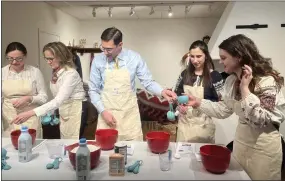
left=41, top=115, right=52, bottom=125
left=52, top=117, right=60, bottom=125
left=2, top=148, right=7, bottom=158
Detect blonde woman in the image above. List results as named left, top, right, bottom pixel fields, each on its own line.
left=2, top=42, right=48, bottom=138
left=12, top=42, right=87, bottom=139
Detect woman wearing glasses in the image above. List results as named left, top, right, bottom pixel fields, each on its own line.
left=11, top=42, right=87, bottom=139
left=2, top=42, right=48, bottom=138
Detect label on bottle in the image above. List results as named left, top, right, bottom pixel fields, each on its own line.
left=19, top=140, right=27, bottom=161
left=109, top=155, right=125, bottom=176
left=114, top=142, right=127, bottom=165
left=76, top=155, right=89, bottom=180
left=19, top=140, right=31, bottom=162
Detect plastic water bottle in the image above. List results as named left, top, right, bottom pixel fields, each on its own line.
left=76, top=138, right=90, bottom=180
left=18, top=126, right=32, bottom=163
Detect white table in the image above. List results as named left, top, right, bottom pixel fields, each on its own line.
left=1, top=138, right=251, bottom=180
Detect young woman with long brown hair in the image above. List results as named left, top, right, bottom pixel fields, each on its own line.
left=187, top=34, right=285, bottom=180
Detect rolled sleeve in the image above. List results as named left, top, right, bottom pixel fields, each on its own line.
left=88, top=58, right=105, bottom=114
left=135, top=54, right=163, bottom=96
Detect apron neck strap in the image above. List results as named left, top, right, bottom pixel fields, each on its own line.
left=193, top=76, right=203, bottom=87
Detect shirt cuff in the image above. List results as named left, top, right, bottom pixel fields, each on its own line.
left=33, top=106, right=46, bottom=117
left=95, top=102, right=105, bottom=114
left=157, top=87, right=164, bottom=97
left=241, top=93, right=259, bottom=108
left=198, top=99, right=208, bottom=111
left=31, top=96, right=37, bottom=104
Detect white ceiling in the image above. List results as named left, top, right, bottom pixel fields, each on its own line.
left=45, top=1, right=228, bottom=20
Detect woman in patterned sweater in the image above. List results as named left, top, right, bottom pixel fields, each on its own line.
left=174, top=40, right=224, bottom=143
left=186, top=34, right=285, bottom=180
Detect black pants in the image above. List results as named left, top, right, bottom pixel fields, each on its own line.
left=79, top=101, right=88, bottom=139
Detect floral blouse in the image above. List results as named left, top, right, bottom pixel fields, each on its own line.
left=198, top=75, right=285, bottom=128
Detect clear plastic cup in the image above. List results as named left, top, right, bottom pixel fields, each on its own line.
left=45, top=141, right=65, bottom=159
left=159, top=151, right=172, bottom=171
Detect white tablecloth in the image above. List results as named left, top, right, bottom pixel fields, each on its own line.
left=1, top=138, right=251, bottom=180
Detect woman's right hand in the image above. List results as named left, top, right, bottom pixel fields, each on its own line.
left=186, top=95, right=201, bottom=108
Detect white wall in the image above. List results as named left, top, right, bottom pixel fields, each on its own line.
left=2, top=2, right=80, bottom=67
left=78, top=19, right=219, bottom=85
left=208, top=2, right=285, bottom=142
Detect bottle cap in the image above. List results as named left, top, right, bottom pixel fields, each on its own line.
left=79, top=138, right=86, bottom=144
left=21, top=126, right=28, bottom=131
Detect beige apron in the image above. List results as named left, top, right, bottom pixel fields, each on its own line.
left=2, top=77, right=42, bottom=138
left=177, top=84, right=215, bottom=143
left=96, top=59, right=143, bottom=141
left=50, top=81, right=83, bottom=139
left=233, top=99, right=282, bottom=180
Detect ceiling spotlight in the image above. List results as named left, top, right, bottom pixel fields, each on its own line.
left=92, top=7, right=96, bottom=18
left=168, top=6, right=173, bottom=17
left=129, top=6, right=135, bottom=16
left=149, top=6, right=155, bottom=15
left=108, top=7, right=112, bottom=18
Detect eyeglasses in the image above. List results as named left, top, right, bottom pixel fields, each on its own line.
left=99, top=45, right=117, bottom=53
left=6, top=56, right=24, bottom=62
left=44, top=57, right=55, bottom=62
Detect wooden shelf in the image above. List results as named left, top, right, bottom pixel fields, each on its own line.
left=67, top=46, right=102, bottom=55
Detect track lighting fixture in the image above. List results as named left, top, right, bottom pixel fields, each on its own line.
left=168, top=6, right=173, bottom=17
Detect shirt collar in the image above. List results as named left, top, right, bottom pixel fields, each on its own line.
left=106, top=48, right=127, bottom=62
left=117, top=48, right=127, bottom=61
left=56, top=68, right=65, bottom=77
left=8, top=64, right=27, bottom=74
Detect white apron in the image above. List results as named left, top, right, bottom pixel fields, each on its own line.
left=96, top=59, right=143, bottom=141
left=2, top=78, right=42, bottom=138
left=232, top=98, right=282, bottom=180
left=177, top=84, right=215, bottom=143
left=50, top=82, right=83, bottom=139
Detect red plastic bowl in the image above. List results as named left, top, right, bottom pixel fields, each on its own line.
left=65, top=141, right=101, bottom=170
left=95, top=129, right=118, bottom=150
left=200, top=144, right=231, bottom=174
left=10, top=129, right=37, bottom=150
left=145, top=131, right=170, bottom=153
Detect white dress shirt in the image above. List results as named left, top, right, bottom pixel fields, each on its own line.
left=1, top=64, right=48, bottom=105
left=33, top=67, right=86, bottom=117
